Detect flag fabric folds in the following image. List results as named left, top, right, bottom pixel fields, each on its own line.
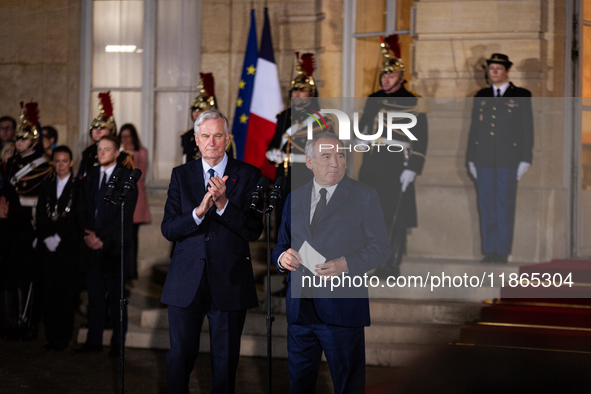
left=231, top=9, right=258, bottom=161
left=243, top=7, right=284, bottom=180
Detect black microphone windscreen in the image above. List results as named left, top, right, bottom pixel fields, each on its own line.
left=129, top=168, right=142, bottom=182
left=274, top=176, right=286, bottom=190
left=112, top=168, right=127, bottom=181
left=257, top=176, right=269, bottom=188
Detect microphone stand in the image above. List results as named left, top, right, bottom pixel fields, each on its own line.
left=105, top=185, right=133, bottom=394
left=264, top=201, right=275, bottom=394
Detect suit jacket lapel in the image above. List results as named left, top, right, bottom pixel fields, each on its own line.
left=57, top=176, right=73, bottom=210
left=191, top=159, right=206, bottom=202
left=301, top=180, right=314, bottom=236
left=223, top=158, right=240, bottom=198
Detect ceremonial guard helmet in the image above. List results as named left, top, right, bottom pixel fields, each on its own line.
left=379, top=34, right=405, bottom=75
left=290, top=53, right=317, bottom=96
left=16, top=102, right=40, bottom=141
left=191, top=73, right=217, bottom=113
left=90, top=92, right=116, bottom=134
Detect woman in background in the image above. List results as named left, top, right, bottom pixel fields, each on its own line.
left=118, top=123, right=151, bottom=279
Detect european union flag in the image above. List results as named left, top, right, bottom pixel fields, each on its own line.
left=231, top=9, right=257, bottom=160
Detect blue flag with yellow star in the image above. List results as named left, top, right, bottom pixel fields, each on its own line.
left=231, top=9, right=257, bottom=160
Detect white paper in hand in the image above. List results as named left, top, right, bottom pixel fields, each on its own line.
left=298, top=241, right=326, bottom=276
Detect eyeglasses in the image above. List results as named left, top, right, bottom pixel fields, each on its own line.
left=0, top=126, right=14, bottom=132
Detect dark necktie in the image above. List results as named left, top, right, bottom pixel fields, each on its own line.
left=310, top=188, right=327, bottom=235
left=99, top=172, right=107, bottom=193
left=496, top=88, right=501, bottom=97
left=207, top=168, right=215, bottom=189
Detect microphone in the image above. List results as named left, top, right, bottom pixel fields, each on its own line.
left=118, top=168, right=142, bottom=203
left=250, top=177, right=269, bottom=210
left=267, top=176, right=286, bottom=212
left=104, top=168, right=126, bottom=204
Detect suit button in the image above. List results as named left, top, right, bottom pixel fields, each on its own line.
left=492, top=107, right=497, bottom=110
left=513, top=143, right=517, bottom=146
left=475, top=141, right=479, bottom=145
left=205, top=236, right=210, bottom=242
left=490, top=132, right=495, bottom=136
left=492, top=115, right=496, bottom=119
left=508, top=109, right=512, bottom=113
left=201, top=258, right=205, bottom=261
left=491, top=123, right=495, bottom=127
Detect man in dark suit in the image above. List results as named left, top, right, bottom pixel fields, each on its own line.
left=161, top=109, right=263, bottom=394
left=36, top=146, right=79, bottom=351
left=466, top=53, right=533, bottom=264
left=272, top=132, right=391, bottom=393
left=75, top=134, right=137, bottom=356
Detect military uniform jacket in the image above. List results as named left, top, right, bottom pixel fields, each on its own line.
left=466, top=82, right=533, bottom=169
left=6, top=151, right=52, bottom=198
left=359, top=86, right=428, bottom=175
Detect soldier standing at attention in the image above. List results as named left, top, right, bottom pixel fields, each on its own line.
left=467, top=54, right=533, bottom=264
left=358, top=35, right=428, bottom=278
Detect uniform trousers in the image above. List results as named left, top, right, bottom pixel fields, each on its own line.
left=476, top=167, right=518, bottom=256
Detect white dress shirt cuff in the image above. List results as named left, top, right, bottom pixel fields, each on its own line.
left=192, top=208, right=204, bottom=226
left=216, top=199, right=229, bottom=216
left=277, top=251, right=287, bottom=272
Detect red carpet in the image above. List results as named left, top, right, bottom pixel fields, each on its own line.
left=459, top=259, right=591, bottom=351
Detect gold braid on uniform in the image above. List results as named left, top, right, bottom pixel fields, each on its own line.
left=121, top=149, right=135, bottom=169
left=226, top=134, right=237, bottom=159
left=15, top=166, right=53, bottom=195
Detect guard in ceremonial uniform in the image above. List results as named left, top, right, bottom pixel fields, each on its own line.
left=358, top=36, right=428, bottom=278
left=181, top=73, right=235, bottom=163
left=5, top=102, right=51, bottom=340
left=7, top=102, right=53, bottom=224
left=267, top=53, right=334, bottom=198
left=77, top=92, right=134, bottom=180
left=466, top=54, right=533, bottom=264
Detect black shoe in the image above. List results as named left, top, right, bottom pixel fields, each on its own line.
left=494, top=254, right=508, bottom=264
left=42, top=342, right=56, bottom=351
left=53, top=343, right=68, bottom=352
left=480, top=254, right=496, bottom=264
left=73, top=342, right=102, bottom=354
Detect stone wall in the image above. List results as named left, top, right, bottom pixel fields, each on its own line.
left=0, top=0, right=81, bottom=156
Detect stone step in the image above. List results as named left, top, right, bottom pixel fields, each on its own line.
left=77, top=322, right=450, bottom=367
left=141, top=297, right=481, bottom=330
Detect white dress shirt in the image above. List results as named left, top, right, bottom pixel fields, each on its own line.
left=56, top=173, right=71, bottom=200
left=492, top=81, right=510, bottom=97
left=192, top=153, right=229, bottom=225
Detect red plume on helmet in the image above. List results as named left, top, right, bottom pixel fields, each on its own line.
left=200, top=73, right=215, bottom=97
left=98, top=92, right=114, bottom=119
left=300, top=53, right=316, bottom=77
left=21, top=101, right=40, bottom=126
left=383, top=34, right=402, bottom=59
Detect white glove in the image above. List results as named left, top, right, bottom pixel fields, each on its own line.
left=265, top=149, right=286, bottom=165
left=32, top=237, right=37, bottom=249
left=43, top=234, right=61, bottom=253
left=468, top=162, right=477, bottom=179
left=516, top=162, right=530, bottom=181
left=400, top=170, right=416, bottom=193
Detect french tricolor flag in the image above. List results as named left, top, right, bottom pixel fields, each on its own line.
left=243, top=7, right=284, bottom=180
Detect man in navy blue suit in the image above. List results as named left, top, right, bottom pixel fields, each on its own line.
left=161, top=109, right=263, bottom=394
left=272, top=132, right=391, bottom=393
